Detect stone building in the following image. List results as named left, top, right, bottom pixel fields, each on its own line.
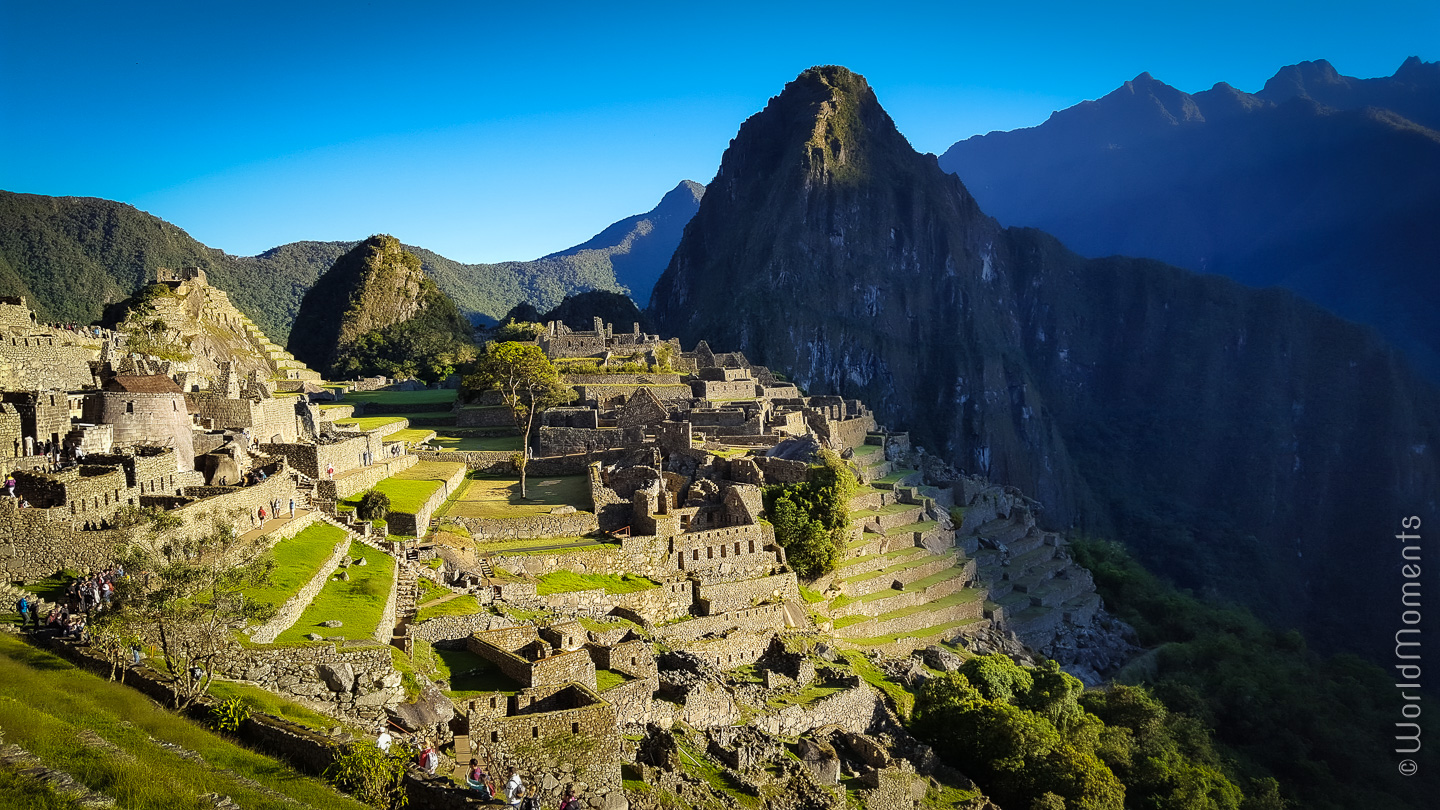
left=83, top=375, right=195, bottom=471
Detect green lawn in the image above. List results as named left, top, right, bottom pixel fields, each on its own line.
left=851, top=443, right=882, bottom=458
left=343, top=389, right=457, bottom=406
left=873, top=469, right=918, bottom=485
left=276, top=542, right=394, bottom=643
left=414, top=578, right=482, bottom=622
left=331, top=416, right=406, bottom=431
left=439, top=474, right=591, bottom=520
left=0, top=634, right=368, bottom=810
left=242, top=523, right=346, bottom=609
left=426, top=646, right=523, bottom=697
left=207, top=680, right=351, bottom=735
left=386, top=428, right=436, bottom=444
left=430, top=432, right=524, bottom=452
left=535, top=571, right=658, bottom=595
left=339, top=461, right=464, bottom=515
left=596, top=668, right=632, bottom=692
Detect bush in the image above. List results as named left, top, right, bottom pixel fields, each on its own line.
left=207, top=696, right=251, bottom=733
left=325, top=740, right=409, bottom=809
left=357, top=490, right=391, bottom=522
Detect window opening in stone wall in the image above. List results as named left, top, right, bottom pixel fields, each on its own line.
left=491, top=731, right=498, bottom=743
left=531, top=726, right=539, bottom=738
left=749, top=540, right=755, bottom=553
left=126, top=401, right=133, bottom=414
left=572, top=722, right=579, bottom=734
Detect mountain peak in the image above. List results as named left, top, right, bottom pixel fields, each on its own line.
left=1258, top=58, right=1350, bottom=103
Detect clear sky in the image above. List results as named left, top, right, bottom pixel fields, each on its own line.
left=2, top=1, right=1434, bottom=263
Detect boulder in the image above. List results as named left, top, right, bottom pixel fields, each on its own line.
left=320, top=620, right=344, bottom=628
left=304, top=633, right=323, bottom=641
left=385, top=682, right=455, bottom=732
left=356, top=557, right=368, bottom=566
left=796, top=737, right=841, bottom=785
left=922, top=645, right=963, bottom=672
left=317, top=662, right=356, bottom=692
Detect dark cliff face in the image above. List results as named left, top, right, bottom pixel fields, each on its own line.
left=651, top=66, right=1440, bottom=657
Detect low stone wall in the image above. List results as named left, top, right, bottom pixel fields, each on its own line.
left=751, top=456, right=810, bottom=484
left=574, top=384, right=693, bottom=405
left=654, top=604, right=788, bottom=645
left=757, top=681, right=886, bottom=737
left=694, top=571, right=800, bottom=615
left=451, top=511, right=598, bottom=541
left=374, top=557, right=402, bottom=644
left=536, top=580, right=691, bottom=625
left=603, top=675, right=660, bottom=728
left=674, top=630, right=775, bottom=671
left=217, top=641, right=403, bottom=724
left=559, top=373, right=683, bottom=386
left=247, top=526, right=354, bottom=643
left=316, top=454, right=419, bottom=503
left=409, top=612, right=515, bottom=643
left=455, top=406, right=514, bottom=428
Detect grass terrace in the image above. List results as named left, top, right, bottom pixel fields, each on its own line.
left=340, top=460, right=466, bottom=515
left=850, top=502, right=919, bottom=520
left=275, top=542, right=394, bottom=643
left=851, top=443, right=882, bottom=459
left=207, top=680, right=353, bottom=735
left=845, top=617, right=984, bottom=647
left=0, top=634, right=367, bottom=810
left=429, top=432, right=524, bottom=452
left=872, top=469, right=918, bottom=486
left=331, top=416, right=406, bottom=432
left=415, top=578, right=482, bottom=622
left=886, top=520, right=938, bottom=537
left=439, top=474, right=591, bottom=520
left=535, top=571, right=659, bottom=595
left=386, top=428, right=436, bottom=444
left=421, top=643, right=523, bottom=698
left=596, top=669, right=633, bottom=692
left=242, top=523, right=347, bottom=610
left=342, top=389, right=457, bottom=406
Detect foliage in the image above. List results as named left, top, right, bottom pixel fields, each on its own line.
left=1071, top=538, right=1440, bottom=810
left=207, top=696, right=252, bottom=733
left=325, top=740, right=409, bottom=809
left=275, top=542, right=394, bottom=643
left=462, top=341, right=574, bottom=452
left=762, top=449, right=856, bottom=577
left=86, top=608, right=141, bottom=683
left=491, top=318, right=545, bottom=343
left=357, top=490, right=391, bottom=522
left=113, top=516, right=276, bottom=709
left=912, top=655, right=1242, bottom=810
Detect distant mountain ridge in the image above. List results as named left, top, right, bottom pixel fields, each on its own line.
left=0, top=182, right=703, bottom=343
left=938, top=57, right=1440, bottom=377
left=651, top=65, right=1439, bottom=664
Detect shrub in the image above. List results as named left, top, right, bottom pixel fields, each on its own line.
left=357, top=490, right=391, bottom=522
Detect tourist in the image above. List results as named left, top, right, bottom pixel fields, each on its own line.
left=505, top=769, right=524, bottom=806
left=4, top=475, right=13, bottom=496
left=559, top=786, right=581, bottom=810
left=130, top=643, right=142, bottom=667
left=258, top=506, right=268, bottom=524
left=326, top=464, right=334, bottom=480
left=15, top=594, right=27, bottom=624
left=417, top=742, right=439, bottom=775
left=376, top=727, right=392, bottom=753
left=466, top=759, right=493, bottom=799
left=288, top=498, right=295, bottom=518
left=27, top=600, right=39, bottom=630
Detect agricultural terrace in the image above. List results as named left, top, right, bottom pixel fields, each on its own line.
left=276, top=542, right=395, bottom=643
left=330, top=416, right=406, bottom=431
left=437, top=474, right=591, bottom=520
left=342, top=388, right=457, bottom=407
left=340, top=460, right=467, bottom=515
left=242, top=523, right=347, bottom=610
left=0, top=634, right=367, bottom=810
left=429, top=432, right=524, bottom=451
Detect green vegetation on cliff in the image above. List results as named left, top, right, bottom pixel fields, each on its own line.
left=762, top=449, right=856, bottom=577
left=286, top=235, right=475, bottom=383
left=1072, top=539, right=1439, bottom=810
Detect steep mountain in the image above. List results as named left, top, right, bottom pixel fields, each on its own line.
left=937, top=58, right=1440, bottom=378
left=544, top=180, right=704, bottom=305
left=286, top=235, right=475, bottom=383
left=650, top=65, right=1440, bottom=660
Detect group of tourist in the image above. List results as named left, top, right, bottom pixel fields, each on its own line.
left=383, top=728, right=578, bottom=809
left=12, top=566, right=126, bottom=641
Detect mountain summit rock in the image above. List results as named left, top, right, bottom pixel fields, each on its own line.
left=651, top=65, right=1440, bottom=660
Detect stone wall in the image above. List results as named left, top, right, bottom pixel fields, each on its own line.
left=675, top=630, right=776, bottom=670
left=559, top=373, right=683, bottom=386
left=465, top=684, right=622, bottom=808
left=409, top=612, right=515, bottom=643
left=694, top=572, right=800, bottom=616
left=315, top=453, right=418, bottom=502
left=85, top=391, right=194, bottom=471
left=757, top=681, right=888, bottom=738
left=217, top=642, right=403, bottom=724
left=455, top=405, right=515, bottom=428
left=538, top=426, right=633, bottom=456
left=573, top=384, right=693, bottom=406
left=751, top=456, right=811, bottom=485
left=450, top=511, right=598, bottom=541
left=601, top=675, right=660, bottom=728
left=260, top=435, right=369, bottom=479
left=692, top=380, right=760, bottom=400
left=653, top=604, right=788, bottom=645
left=671, top=524, right=777, bottom=576
left=0, top=334, right=98, bottom=390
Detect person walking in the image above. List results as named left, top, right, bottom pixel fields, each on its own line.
left=505, top=769, right=524, bottom=807
left=288, top=497, right=295, bottom=518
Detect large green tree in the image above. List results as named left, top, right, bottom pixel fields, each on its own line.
left=463, top=341, right=573, bottom=494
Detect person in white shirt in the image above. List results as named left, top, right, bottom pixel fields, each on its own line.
left=506, top=769, right=524, bottom=806
left=376, top=729, right=392, bottom=753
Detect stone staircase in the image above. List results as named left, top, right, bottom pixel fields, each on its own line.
left=392, top=563, right=419, bottom=641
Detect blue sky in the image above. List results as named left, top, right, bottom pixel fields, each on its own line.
left=2, top=1, right=1434, bottom=262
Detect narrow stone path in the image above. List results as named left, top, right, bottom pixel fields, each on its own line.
left=237, top=508, right=314, bottom=544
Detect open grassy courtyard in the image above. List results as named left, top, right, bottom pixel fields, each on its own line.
left=276, top=541, right=395, bottom=643
left=437, top=474, right=590, bottom=520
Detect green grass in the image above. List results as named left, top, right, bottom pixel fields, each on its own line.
left=386, top=428, right=435, bottom=444
left=872, top=588, right=982, bottom=622
left=207, top=680, right=349, bottom=735
left=275, top=542, right=394, bottom=643
left=428, top=646, right=523, bottom=697
left=24, top=569, right=78, bottom=603
left=415, top=593, right=482, bottom=623
left=331, top=416, right=406, bottom=431
left=596, top=669, right=632, bottom=692
left=850, top=502, right=920, bottom=519
left=241, top=523, right=346, bottom=610
left=0, top=767, right=87, bottom=809
left=886, top=520, right=938, bottom=536
left=837, top=545, right=924, bottom=570
left=339, top=460, right=464, bottom=515
left=873, top=469, right=919, bottom=485
left=430, top=432, right=524, bottom=452
left=849, top=564, right=970, bottom=604
left=343, top=389, right=457, bottom=405
left=846, top=617, right=984, bottom=647
left=0, top=634, right=368, bottom=810
left=832, top=615, right=868, bottom=629
left=577, top=616, right=641, bottom=633
left=843, top=552, right=943, bottom=584
left=798, top=586, right=825, bottom=604
left=439, top=474, right=591, bottom=520
left=949, top=506, right=966, bottom=525
left=851, top=443, right=882, bottom=458
left=839, top=649, right=917, bottom=718
left=766, top=684, right=843, bottom=710
left=474, top=536, right=604, bottom=554
left=535, top=571, right=658, bottom=595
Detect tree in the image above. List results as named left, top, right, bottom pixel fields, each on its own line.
left=113, top=514, right=275, bottom=709
left=762, top=448, right=856, bottom=578
left=357, top=490, right=391, bottom=522
left=510, top=452, right=530, bottom=498
left=464, top=341, right=573, bottom=459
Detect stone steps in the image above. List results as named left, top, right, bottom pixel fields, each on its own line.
left=1007, top=554, right=1066, bottom=585
left=1027, top=572, right=1092, bottom=609
left=1004, top=528, right=1050, bottom=557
